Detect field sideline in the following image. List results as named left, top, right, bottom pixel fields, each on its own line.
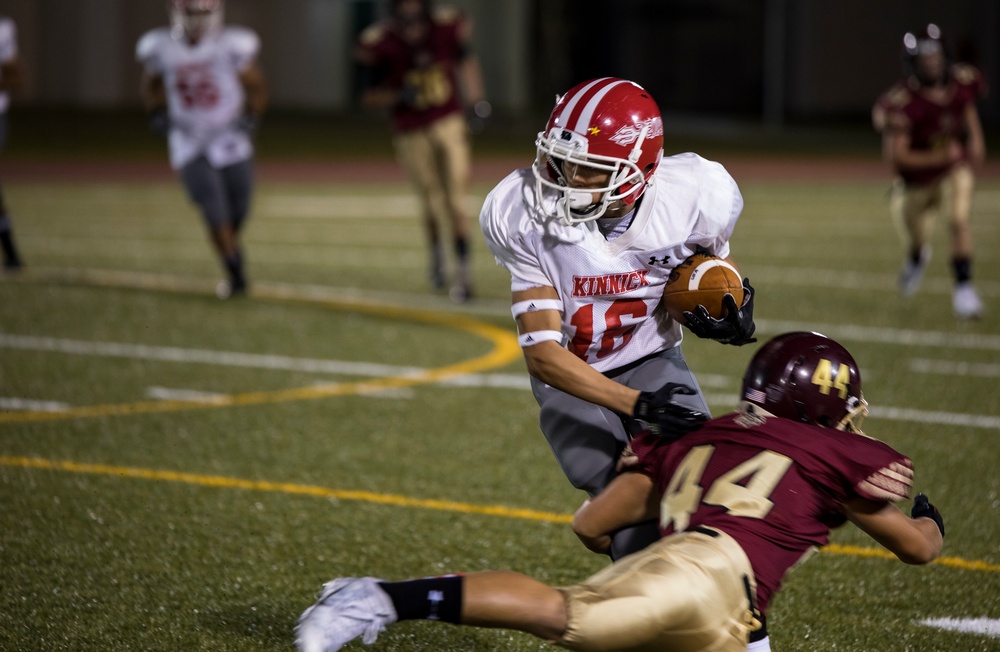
left=1, top=144, right=999, bottom=651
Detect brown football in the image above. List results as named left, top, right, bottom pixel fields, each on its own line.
left=662, top=252, right=744, bottom=324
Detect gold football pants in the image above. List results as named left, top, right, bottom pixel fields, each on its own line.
left=558, top=528, right=759, bottom=652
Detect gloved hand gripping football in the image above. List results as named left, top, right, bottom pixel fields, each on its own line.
left=683, top=277, right=757, bottom=346
left=629, top=382, right=708, bottom=440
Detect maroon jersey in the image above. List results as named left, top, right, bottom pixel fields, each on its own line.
left=873, top=63, right=987, bottom=185
left=631, top=412, right=913, bottom=614
left=356, top=8, right=467, bottom=133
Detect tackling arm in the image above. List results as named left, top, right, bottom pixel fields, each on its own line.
left=514, top=286, right=642, bottom=416
left=572, top=471, right=659, bottom=554
left=843, top=496, right=943, bottom=565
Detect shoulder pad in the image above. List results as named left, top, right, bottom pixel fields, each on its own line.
left=136, top=27, right=171, bottom=62
left=883, top=85, right=912, bottom=108
left=432, top=7, right=464, bottom=25
left=0, top=17, right=15, bottom=47
left=358, top=23, right=388, bottom=47
left=220, top=26, right=260, bottom=58
left=951, top=63, right=981, bottom=86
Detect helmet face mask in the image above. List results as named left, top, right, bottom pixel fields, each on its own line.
left=170, top=0, right=224, bottom=42
left=903, top=23, right=949, bottom=87
left=741, top=332, right=869, bottom=435
left=532, top=78, right=664, bottom=225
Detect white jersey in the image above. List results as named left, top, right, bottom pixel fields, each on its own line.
left=0, top=17, right=18, bottom=114
left=136, top=26, right=259, bottom=169
left=481, top=152, right=743, bottom=373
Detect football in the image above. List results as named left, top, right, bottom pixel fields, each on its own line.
left=662, top=252, right=744, bottom=324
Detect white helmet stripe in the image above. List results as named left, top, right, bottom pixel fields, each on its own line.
left=556, top=77, right=629, bottom=134
left=570, top=79, right=630, bottom=135
left=556, top=77, right=607, bottom=129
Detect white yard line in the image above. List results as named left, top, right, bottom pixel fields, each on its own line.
left=4, top=332, right=998, bottom=428
left=0, top=397, right=69, bottom=412
left=918, top=617, right=1000, bottom=638
left=910, top=358, right=1000, bottom=378
left=145, top=386, right=225, bottom=403
left=757, top=319, right=1000, bottom=351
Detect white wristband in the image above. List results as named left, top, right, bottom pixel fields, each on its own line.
left=518, top=330, right=564, bottom=348
left=511, top=299, right=564, bottom=319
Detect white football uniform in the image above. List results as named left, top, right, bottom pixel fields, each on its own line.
left=136, top=26, right=259, bottom=170
left=0, top=16, right=17, bottom=114
left=481, top=152, right=743, bottom=374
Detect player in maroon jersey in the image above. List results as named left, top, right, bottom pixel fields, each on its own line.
left=354, top=0, right=490, bottom=303
left=872, top=24, right=987, bottom=318
left=295, top=331, right=944, bottom=652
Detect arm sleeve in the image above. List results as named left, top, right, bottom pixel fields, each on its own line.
left=0, top=19, right=17, bottom=63
left=136, top=30, right=165, bottom=72
left=224, top=27, right=261, bottom=71
left=479, top=177, right=552, bottom=288
left=688, top=158, right=743, bottom=260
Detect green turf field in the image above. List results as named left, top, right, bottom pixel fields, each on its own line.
left=1, top=152, right=999, bottom=651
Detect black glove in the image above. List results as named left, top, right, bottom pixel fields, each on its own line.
left=148, top=107, right=170, bottom=137
left=398, top=84, right=420, bottom=108
left=629, top=382, right=708, bottom=440
left=911, top=493, right=945, bottom=537
left=683, top=277, right=757, bottom=346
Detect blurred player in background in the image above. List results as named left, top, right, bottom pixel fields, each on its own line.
left=873, top=24, right=987, bottom=319
left=355, top=0, right=490, bottom=303
left=295, top=332, right=945, bottom=652
left=0, top=14, right=24, bottom=270
left=137, top=0, right=268, bottom=299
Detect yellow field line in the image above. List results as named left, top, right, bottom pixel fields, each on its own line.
left=2, top=455, right=996, bottom=574
left=0, top=455, right=572, bottom=524
left=0, top=289, right=522, bottom=424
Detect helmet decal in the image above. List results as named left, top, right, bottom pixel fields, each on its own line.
left=609, top=117, right=664, bottom=147
left=532, top=77, right=665, bottom=225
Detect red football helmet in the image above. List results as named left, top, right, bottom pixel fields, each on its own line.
left=170, top=0, right=224, bottom=42
left=533, top=78, right=664, bottom=225
left=741, top=332, right=868, bottom=433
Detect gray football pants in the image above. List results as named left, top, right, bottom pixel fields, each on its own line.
left=179, top=156, right=254, bottom=231
left=530, top=345, right=710, bottom=560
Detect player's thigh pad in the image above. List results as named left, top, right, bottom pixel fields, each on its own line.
left=942, top=163, right=975, bottom=227
left=531, top=376, right=625, bottom=494
left=558, top=530, right=756, bottom=652
left=891, top=178, right=939, bottom=247
left=180, top=157, right=230, bottom=228
left=220, top=158, right=254, bottom=224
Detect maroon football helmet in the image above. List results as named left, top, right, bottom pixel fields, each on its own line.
left=741, top=332, right=868, bottom=433
left=533, top=77, right=664, bottom=225
left=902, top=23, right=949, bottom=86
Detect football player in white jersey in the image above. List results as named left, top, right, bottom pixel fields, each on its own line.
left=481, top=78, right=767, bottom=650
left=0, top=15, right=24, bottom=270
left=137, top=0, right=267, bottom=298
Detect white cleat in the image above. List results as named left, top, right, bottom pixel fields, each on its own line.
left=295, top=577, right=397, bottom=652
left=953, top=282, right=984, bottom=319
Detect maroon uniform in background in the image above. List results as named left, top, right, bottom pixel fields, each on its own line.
left=355, top=2, right=486, bottom=303
left=871, top=24, right=987, bottom=318
left=631, top=412, right=912, bottom=614
left=873, top=64, right=986, bottom=186
left=356, top=9, right=466, bottom=133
